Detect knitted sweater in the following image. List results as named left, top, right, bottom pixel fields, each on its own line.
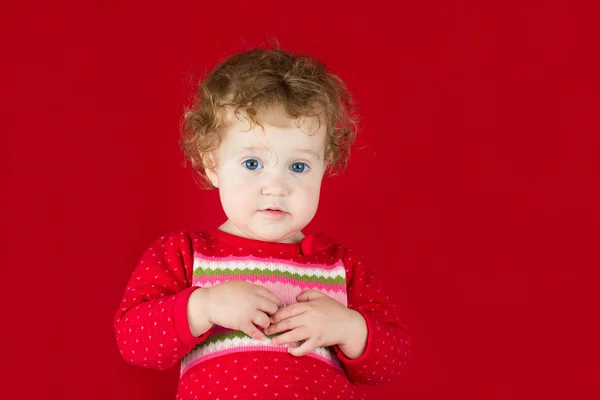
left=114, top=230, right=410, bottom=399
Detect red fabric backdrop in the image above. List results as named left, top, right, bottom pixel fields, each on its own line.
left=3, top=1, right=599, bottom=399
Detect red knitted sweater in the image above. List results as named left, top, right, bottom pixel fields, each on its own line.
left=114, top=230, right=410, bottom=399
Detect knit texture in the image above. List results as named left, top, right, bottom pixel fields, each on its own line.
left=114, top=230, right=411, bottom=399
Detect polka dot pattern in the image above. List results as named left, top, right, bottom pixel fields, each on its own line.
left=177, top=352, right=364, bottom=399
left=114, top=231, right=411, bottom=398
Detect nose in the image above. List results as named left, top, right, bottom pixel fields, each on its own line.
left=260, top=170, right=291, bottom=197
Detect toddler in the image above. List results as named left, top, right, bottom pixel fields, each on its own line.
left=115, top=45, right=411, bottom=399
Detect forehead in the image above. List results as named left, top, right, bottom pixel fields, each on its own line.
left=219, top=109, right=327, bottom=153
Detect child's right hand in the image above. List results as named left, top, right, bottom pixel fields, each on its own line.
left=188, top=281, right=281, bottom=341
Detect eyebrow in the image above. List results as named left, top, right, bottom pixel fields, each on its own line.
left=236, top=146, right=322, bottom=160
left=233, top=146, right=267, bottom=157
left=237, top=146, right=265, bottom=152
left=296, top=149, right=322, bottom=160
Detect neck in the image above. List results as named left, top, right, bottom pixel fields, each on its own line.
left=218, top=220, right=305, bottom=244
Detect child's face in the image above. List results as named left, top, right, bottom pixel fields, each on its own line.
left=206, top=109, right=327, bottom=243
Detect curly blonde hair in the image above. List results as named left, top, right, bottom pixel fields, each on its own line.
left=180, top=43, right=358, bottom=188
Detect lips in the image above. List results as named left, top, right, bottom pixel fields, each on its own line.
left=258, top=207, right=288, bottom=220
left=261, top=206, right=285, bottom=212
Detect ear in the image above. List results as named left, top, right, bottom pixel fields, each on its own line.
left=202, top=152, right=219, bottom=188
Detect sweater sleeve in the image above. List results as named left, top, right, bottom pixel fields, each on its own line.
left=334, top=248, right=411, bottom=385
left=114, top=231, right=212, bottom=370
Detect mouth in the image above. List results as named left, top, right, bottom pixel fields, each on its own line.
left=258, top=207, right=288, bottom=220
left=261, top=206, right=285, bottom=212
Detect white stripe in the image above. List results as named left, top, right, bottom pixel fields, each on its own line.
left=181, top=335, right=338, bottom=369
left=193, top=257, right=346, bottom=279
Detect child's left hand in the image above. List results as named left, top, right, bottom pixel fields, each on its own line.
left=264, top=290, right=367, bottom=358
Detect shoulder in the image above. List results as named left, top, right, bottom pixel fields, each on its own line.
left=310, top=232, right=367, bottom=266
left=143, top=230, right=215, bottom=254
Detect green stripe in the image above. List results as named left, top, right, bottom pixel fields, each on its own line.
left=194, top=331, right=281, bottom=350
left=193, top=331, right=336, bottom=352
left=193, top=266, right=345, bottom=285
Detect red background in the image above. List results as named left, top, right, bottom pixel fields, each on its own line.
left=2, top=1, right=599, bottom=399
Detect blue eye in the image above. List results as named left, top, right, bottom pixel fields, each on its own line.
left=244, top=159, right=262, bottom=170
left=290, top=162, right=308, bottom=173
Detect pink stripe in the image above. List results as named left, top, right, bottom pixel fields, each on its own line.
left=217, top=280, right=347, bottom=307
left=194, top=253, right=345, bottom=271
left=181, top=346, right=342, bottom=375
left=193, top=274, right=345, bottom=293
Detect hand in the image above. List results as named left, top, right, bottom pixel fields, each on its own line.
left=264, top=290, right=367, bottom=357
left=188, top=281, right=281, bottom=341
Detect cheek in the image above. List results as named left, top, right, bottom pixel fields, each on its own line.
left=218, top=164, right=255, bottom=190
left=294, top=178, right=322, bottom=210
left=217, top=169, right=257, bottom=211
left=221, top=182, right=254, bottom=204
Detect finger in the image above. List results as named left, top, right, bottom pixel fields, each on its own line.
left=270, top=303, right=306, bottom=324
left=252, top=311, right=271, bottom=329
left=296, top=289, right=325, bottom=303
left=264, top=315, right=303, bottom=335
left=288, top=339, right=318, bottom=357
left=255, top=296, right=280, bottom=315
left=241, top=322, right=266, bottom=341
left=255, top=286, right=281, bottom=307
left=272, top=326, right=309, bottom=346
left=266, top=315, right=303, bottom=335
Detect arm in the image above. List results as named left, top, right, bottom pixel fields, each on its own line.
left=113, top=232, right=212, bottom=370
left=334, top=249, right=412, bottom=385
